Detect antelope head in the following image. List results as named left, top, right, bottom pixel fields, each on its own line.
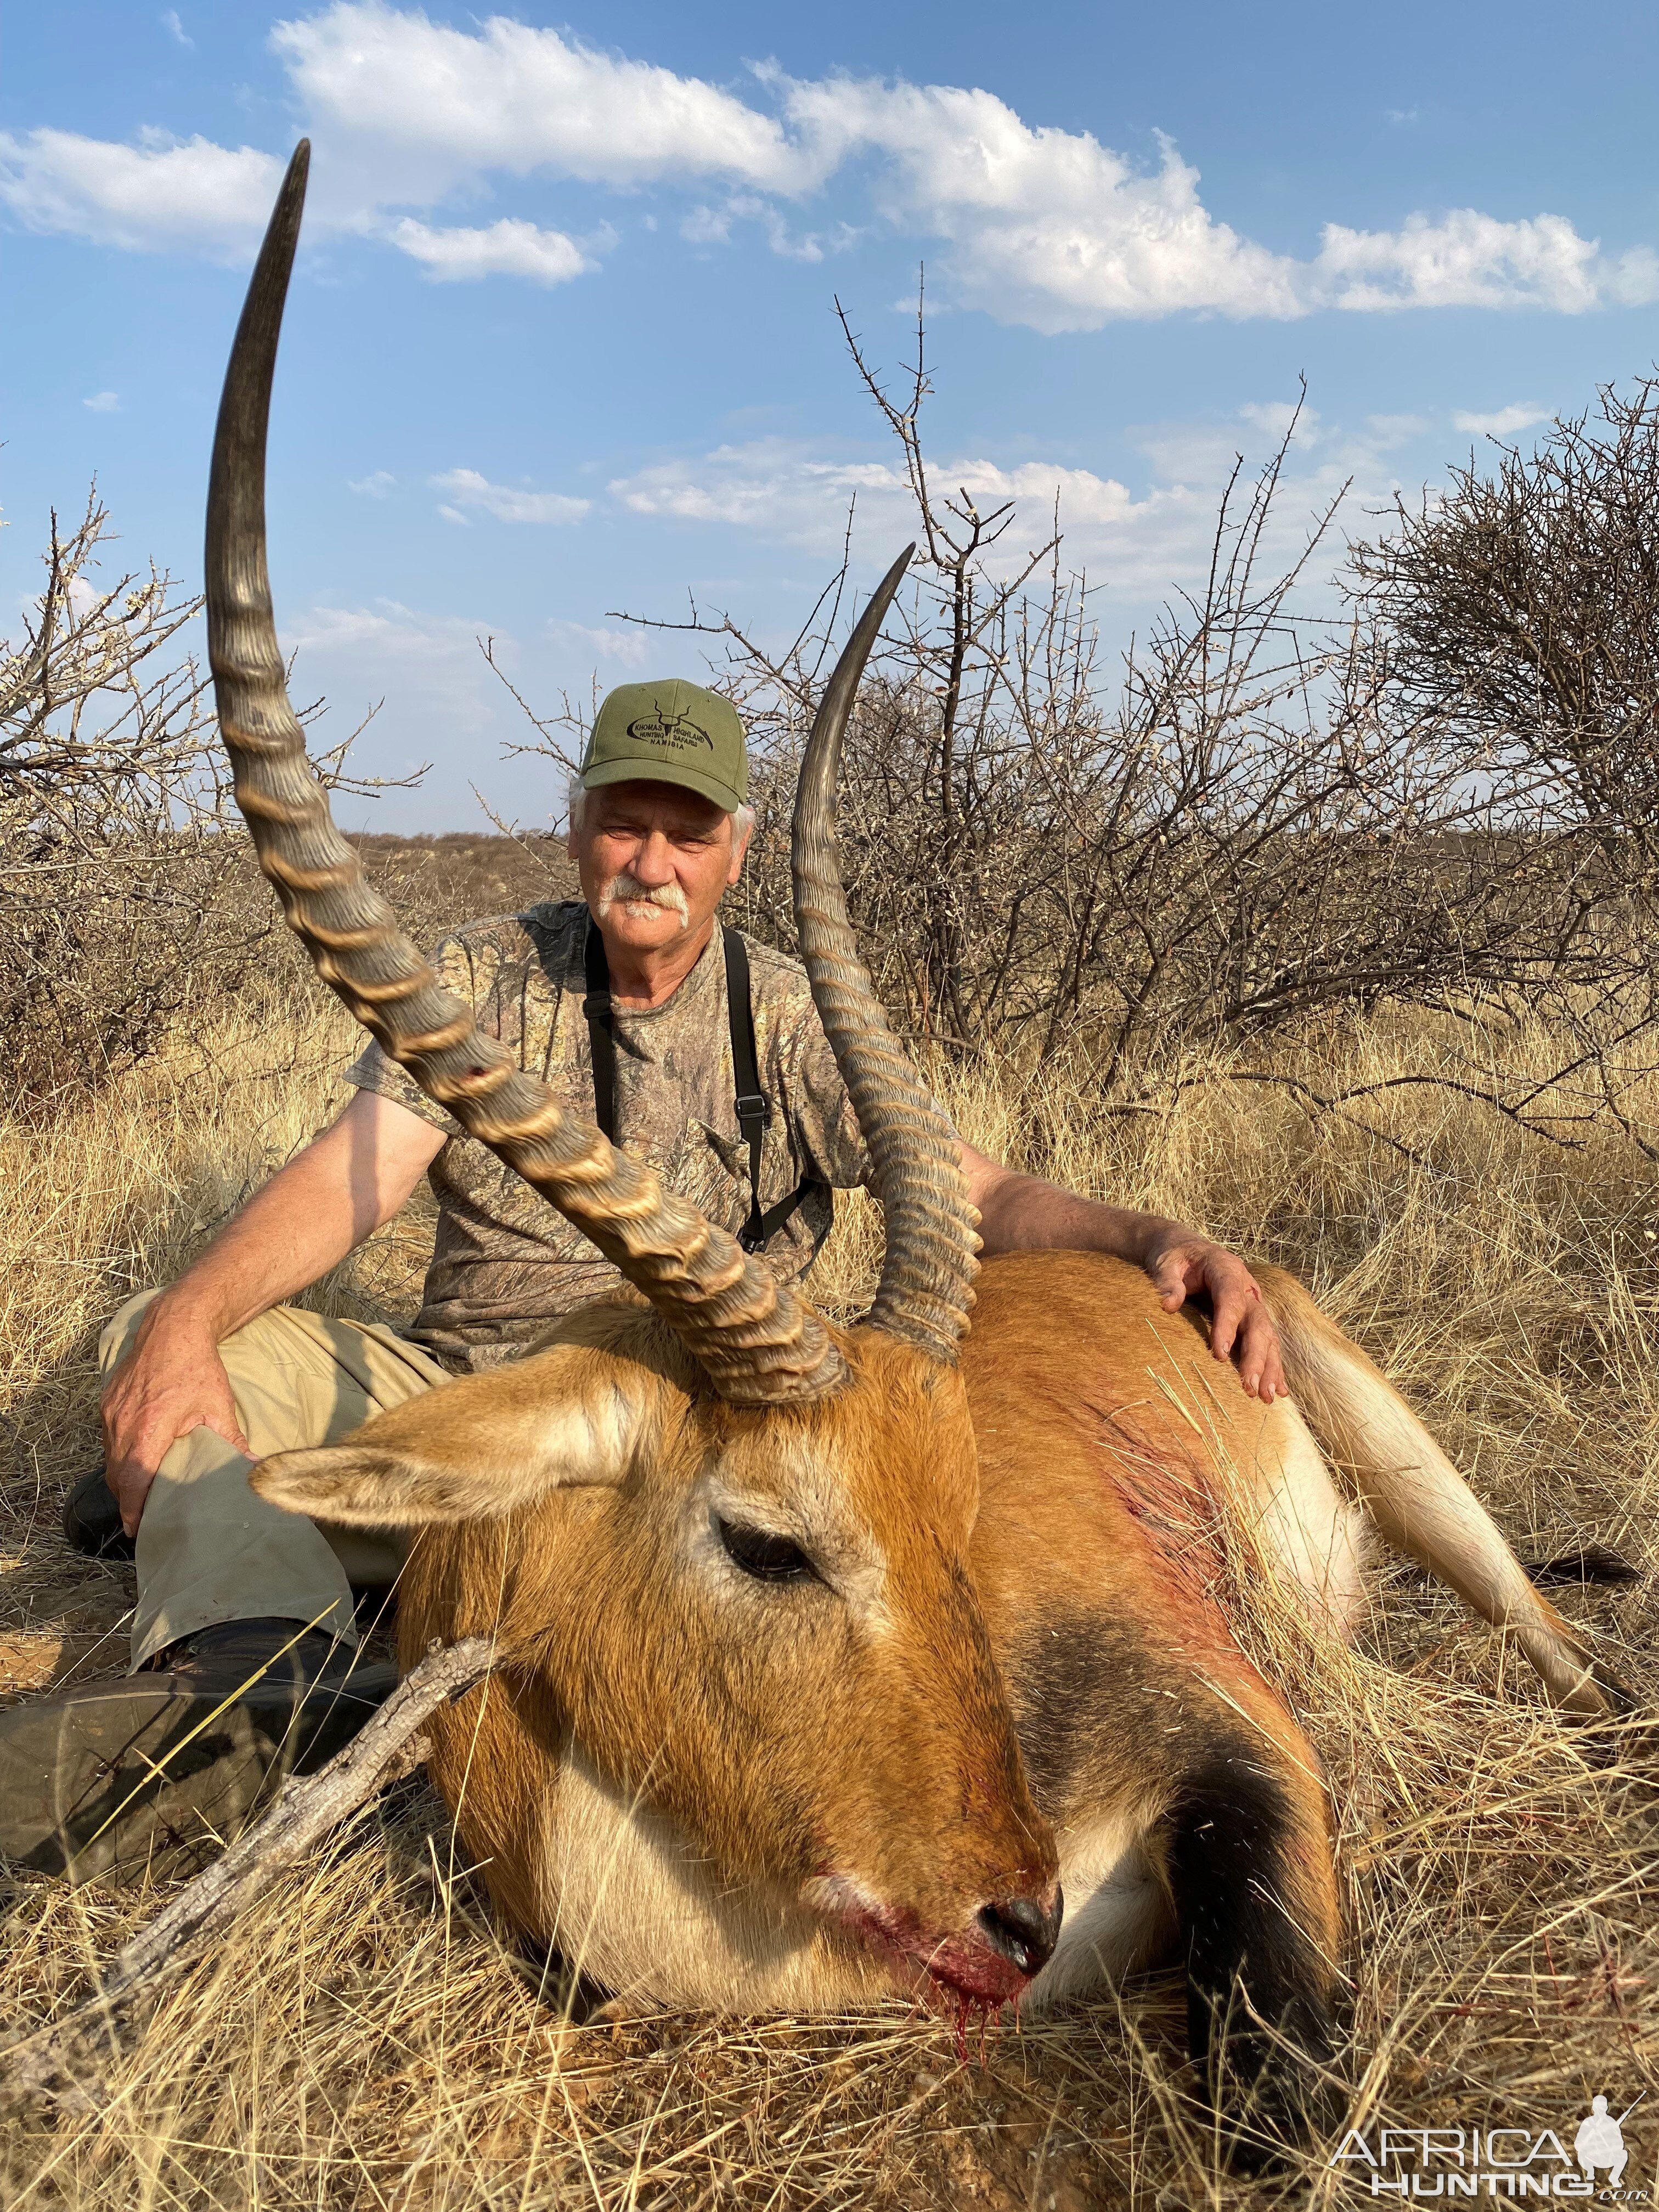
left=210, top=143, right=1060, bottom=2006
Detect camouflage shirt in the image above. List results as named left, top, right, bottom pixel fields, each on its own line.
left=343, top=902, right=873, bottom=1372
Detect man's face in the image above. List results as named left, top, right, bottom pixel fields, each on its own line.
left=572, top=779, right=749, bottom=956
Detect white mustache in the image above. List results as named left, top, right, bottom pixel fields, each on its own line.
left=596, top=872, right=691, bottom=929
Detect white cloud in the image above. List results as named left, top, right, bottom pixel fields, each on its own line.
left=768, top=76, right=1654, bottom=324
left=780, top=86, right=1304, bottom=328
left=391, top=215, right=594, bottom=285
left=1601, top=245, right=1659, bottom=303
left=685, top=194, right=831, bottom=262
left=348, top=469, right=396, bottom=496
left=1312, top=208, right=1657, bottom=312
left=1453, top=402, right=1550, bottom=437
left=287, top=598, right=484, bottom=658
left=272, top=1, right=805, bottom=195
left=681, top=205, right=732, bottom=247
left=0, top=127, right=280, bottom=254
left=7, top=2, right=1656, bottom=331
left=608, top=435, right=1222, bottom=591
left=606, top=402, right=1421, bottom=601
left=82, top=390, right=120, bottom=412
left=431, top=467, right=589, bottom=525
left=610, top=439, right=896, bottom=537
left=283, top=597, right=511, bottom=798
left=1238, top=400, right=1315, bottom=438
left=1365, top=411, right=1430, bottom=445
left=161, top=8, right=192, bottom=47
left=546, top=618, right=650, bottom=667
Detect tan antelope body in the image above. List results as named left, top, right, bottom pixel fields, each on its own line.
left=264, top=1252, right=1612, bottom=2044
left=379, top=1256, right=1352, bottom=2021
left=212, top=147, right=1625, bottom=2148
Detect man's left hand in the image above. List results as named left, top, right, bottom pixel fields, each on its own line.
left=1143, top=1229, right=1287, bottom=1404
left=958, top=1142, right=1289, bottom=1403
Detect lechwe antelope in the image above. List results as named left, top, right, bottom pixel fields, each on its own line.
left=211, top=147, right=1626, bottom=2147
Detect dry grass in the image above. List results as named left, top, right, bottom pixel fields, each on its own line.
left=2, top=990, right=1656, bottom=2208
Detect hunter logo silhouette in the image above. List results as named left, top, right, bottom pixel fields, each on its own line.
left=1328, top=2093, right=1649, bottom=2196
left=626, top=709, right=714, bottom=752
left=1576, top=2097, right=1633, bottom=2187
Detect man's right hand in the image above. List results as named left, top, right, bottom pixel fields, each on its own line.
left=100, top=1297, right=251, bottom=1537
left=94, top=1089, right=447, bottom=1536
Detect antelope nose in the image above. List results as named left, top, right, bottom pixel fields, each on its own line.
left=975, top=1889, right=1063, bottom=1978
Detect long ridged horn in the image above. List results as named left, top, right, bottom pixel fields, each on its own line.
left=206, top=143, right=846, bottom=1404
left=792, top=551, right=980, bottom=1361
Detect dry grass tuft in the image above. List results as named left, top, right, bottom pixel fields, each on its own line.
left=2, top=996, right=1656, bottom=2207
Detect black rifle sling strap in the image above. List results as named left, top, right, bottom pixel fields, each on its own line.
left=582, top=916, right=823, bottom=1253
left=582, top=917, right=617, bottom=1141
left=720, top=925, right=825, bottom=1254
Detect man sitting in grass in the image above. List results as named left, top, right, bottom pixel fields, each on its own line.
left=0, top=680, right=1284, bottom=1882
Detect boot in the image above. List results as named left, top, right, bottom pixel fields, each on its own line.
left=0, top=1617, right=399, bottom=1886
left=62, top=1465, right=135, bottom=1563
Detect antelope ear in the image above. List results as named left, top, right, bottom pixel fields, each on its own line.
left=250, top=1341, right=657, bottom=1528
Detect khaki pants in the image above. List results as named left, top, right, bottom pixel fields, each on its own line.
left=101, top=1292, right=452, bottom=1671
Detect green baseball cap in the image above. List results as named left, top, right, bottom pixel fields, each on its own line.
left=581, top=678, right=748, bottom=813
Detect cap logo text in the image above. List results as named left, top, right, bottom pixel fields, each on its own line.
left=626, top=712, right=714, bottom=752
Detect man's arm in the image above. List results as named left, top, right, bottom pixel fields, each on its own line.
left=101, top=1089, right=447, bottom=1533
left=959, top=1140, right=1287, bottom=1403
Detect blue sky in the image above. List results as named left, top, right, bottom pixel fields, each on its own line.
left=6, top=0, right=1659, bottom=829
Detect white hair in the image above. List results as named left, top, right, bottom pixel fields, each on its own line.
left=567, top=774, right=753, bottom=843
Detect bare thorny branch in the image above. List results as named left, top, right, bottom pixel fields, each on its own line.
left=495, top=339, right=1659, bottom=1161
left=1, top=492, right=414, bottom=1106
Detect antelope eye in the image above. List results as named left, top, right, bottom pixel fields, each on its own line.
left=718, top=1518, right=817, bottom=1583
